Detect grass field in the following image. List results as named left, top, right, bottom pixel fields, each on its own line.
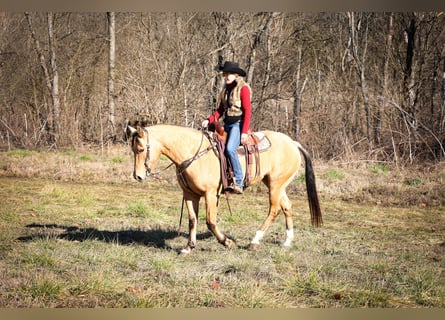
left=0, top=146, right=444, bottom=307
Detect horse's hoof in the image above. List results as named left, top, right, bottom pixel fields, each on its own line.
left=281, top=242, right=292, bottom=248
left=248, top=243, right=260, bottom=251
left=223, top=238, right=236, bottom=248
left=179, top=247, right=192, bottom=255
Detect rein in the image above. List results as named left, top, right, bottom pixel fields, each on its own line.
left=146, top=162, right=176, bottom=180
left=176, top=130, right=213, bottom=190
left=143, top=127, right=212, bottom=180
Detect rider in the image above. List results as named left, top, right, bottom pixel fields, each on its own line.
left=202, top=61, right=252, bottom=194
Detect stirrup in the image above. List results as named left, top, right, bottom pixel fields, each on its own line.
left=226, top=183, right=243, bottom=194
left=232, top=185, right=243, bottom=194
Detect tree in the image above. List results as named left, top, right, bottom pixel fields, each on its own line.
left=107, top=12, right=116, bottom=140
left=377, top=13, right=394, bottom=147
left=1, top=12, right=444, bottom=162
left=25, top=12, right=61, bottom=145
left=47, top=12, right=60, bottom=145
left=346, top=12, right=372, bottom=144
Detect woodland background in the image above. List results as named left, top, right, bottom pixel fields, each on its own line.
left=1, top=12, right=444, bottom=164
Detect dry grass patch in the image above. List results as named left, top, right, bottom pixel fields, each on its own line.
left=0, top=148, right=444, bottom=307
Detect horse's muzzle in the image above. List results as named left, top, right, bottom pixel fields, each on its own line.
left=133, top=171, right=147, bottom=181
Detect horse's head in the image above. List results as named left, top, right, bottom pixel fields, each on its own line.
left=127, top=125, right=151, bottom=181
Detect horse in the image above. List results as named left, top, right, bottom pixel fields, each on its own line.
left=126, top=123, right=322, bottom=254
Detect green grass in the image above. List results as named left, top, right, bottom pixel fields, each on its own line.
left=111, top=156, right=126, bottom=164
left=0, top=150, right=444, bottom=308
left=79, top=154, right=94, bottom=161
left=6, top=149, right=38, bottom=158
left=405, top=178, right=423, bottom=186
left=323, top=168, right=345, bottom=180
left=61, top=149, right=77, bottom=157
left=371, top=163, right=390, bottom=174
left=126, top=201, right=150, bottom=217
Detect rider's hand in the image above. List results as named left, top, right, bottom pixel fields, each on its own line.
left=202, top=119, right=209, bottom=128
left=241, top=133, right=248, bottom=145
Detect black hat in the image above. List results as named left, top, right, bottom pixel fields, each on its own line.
left=216, top=61, right=246, bottom=77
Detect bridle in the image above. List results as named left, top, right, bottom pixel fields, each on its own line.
left=132, top=127, right=152, bottom=175
left=133, top=127, right=213, bottom=180
left=143, top=129, right=151, bottom=174
left=142, top=128, right=153, bottom=175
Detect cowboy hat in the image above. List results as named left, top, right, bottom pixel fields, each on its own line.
left=215, top=61, right=246, bottom=77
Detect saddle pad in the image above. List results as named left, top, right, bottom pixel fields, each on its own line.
left=236, top=133, right=271, bottom=155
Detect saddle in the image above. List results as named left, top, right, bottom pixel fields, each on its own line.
left=208, top=122, right=271, bottom=193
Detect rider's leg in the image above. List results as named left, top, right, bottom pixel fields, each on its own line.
left=224, top=122, right=243, bottom=188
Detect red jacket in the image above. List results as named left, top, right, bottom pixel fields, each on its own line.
left=208, top=82, right=251, bottom=134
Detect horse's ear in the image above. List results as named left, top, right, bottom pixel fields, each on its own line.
left=140, top=118, right=149, bottom=127
left=125, top=125, right=137, bottom=140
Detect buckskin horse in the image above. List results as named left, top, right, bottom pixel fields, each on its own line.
left=126, top=123, right=322, bottom=254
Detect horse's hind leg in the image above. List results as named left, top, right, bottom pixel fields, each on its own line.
left=249, top=186, right=294, bottom=250
left=280, top=192, right=294, bottom=247
left=249, top=187, right=283, bottom=250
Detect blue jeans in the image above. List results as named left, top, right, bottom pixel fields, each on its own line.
left=224, top=122, right=243, bottom=187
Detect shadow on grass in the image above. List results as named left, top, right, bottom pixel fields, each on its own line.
left=18, top=223, right=213, bottom=251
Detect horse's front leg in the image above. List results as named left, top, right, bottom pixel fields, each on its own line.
left=180, top=192, right=200, bottom=255
left=205, top=192, right=236, bottom=248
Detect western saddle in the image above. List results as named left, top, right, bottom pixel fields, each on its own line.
left=206, top=122, right=270, bottom=194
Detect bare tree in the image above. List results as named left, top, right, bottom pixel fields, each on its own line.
left=292, top=45, right=307, bottom=139
left=107, top=12, right=116, bottom=140
left=377, top=13, right=394, bottom=147
left=2, top=12, right=444, bottom=162
left=441, top=48, right=445, bottom=132
left=25, top=12, right=61, bottom=145
left=245, top=12, right=280, bottom=85
left=346, top=12, right=372, bottom=144
left=47, top=12, right=60, bottom=145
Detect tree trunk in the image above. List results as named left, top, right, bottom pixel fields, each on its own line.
left=246, top=12, right=279, bottom=85
left=107, top=12, right=116, bottom=140
left=403, top=14, right=417, bottom=162
left=292, top=45, right=306, bottom=139
left=377, top=13, right=393, bottom=146
left=47, top=13, right=60, bottom=144
left=25, top=12, right=61, bottom=145
left=25, top=13, right=53, bottom=142
left=348, top=12, right=371, bottom=144
left=441, top=52, right=445, bottom=132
